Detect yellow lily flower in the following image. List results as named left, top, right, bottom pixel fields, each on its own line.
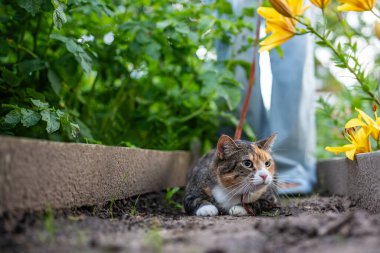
left=346, top=108, right=380, bottom=141
left=269, top=0, right=293, bottom=17
left=337, top=0, right=376, bottom=12
left=310, top=0, right=331, bottom=9
left=258, top=0, right=309, bottom=52
left=325, top=127, right=372, bottom=160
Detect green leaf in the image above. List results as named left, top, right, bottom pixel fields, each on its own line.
left=218, top=84, right=241, bottom=110
left=56, top=109, right=65, bottom=117
left=53, top=5, right=67, bottom=29
left=47, top=69, right=62, bottom=95
left=69, top=122, right=80, bottom=138
left=136, top=31, right=151, bottom=43
left=50, top=34, right=92, bottom=72
left=27, top=88, right=45, bottom=101
left=156, top=20, right=172, bottom=29
left=316, top=41, right=327, bottom=47
left=1, top=68, right=21, bottom=86
left=200, top=70, right=218, bottom=96
left=20, top=109, right=41, bottom=127
left=18, top=59, right=46, bottom=74
left=31, top=99, right=49, bottom=110
left=65, top=40, right=92, bottom=73
left=49, top=33, right=69, bottom=43
left=175, top=22, right=190, bottom=34
left=16, top=0, right=43, bottom=16
left=242, top=7, right=255, bottom=17
left=274, top=46, right=283, bottom=58
left=145, top=42, right=161, bottom=60
left=4, top=109, right=21, bottom=127
left=41, top=109, right=60, bottom=133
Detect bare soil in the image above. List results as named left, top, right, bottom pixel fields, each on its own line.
left=1, top=192, right=380, bottom=253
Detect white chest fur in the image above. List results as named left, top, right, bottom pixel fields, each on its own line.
left=212, top=185, right=268, bottom=210
left=212, top=185, right=241, bottom=211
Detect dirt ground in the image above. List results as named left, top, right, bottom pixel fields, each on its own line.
left=1, top=192, right=380, bottom=253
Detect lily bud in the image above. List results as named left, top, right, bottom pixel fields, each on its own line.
left=310, top=0, right=331, bottom=9
left=269, top=0, right=293, bottom=18
left=375, top=20, right=380, bottom=40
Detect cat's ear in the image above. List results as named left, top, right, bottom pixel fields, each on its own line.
left=255, top=133, right=277, bottom=151
left=217, top=135, right=238, bottom=159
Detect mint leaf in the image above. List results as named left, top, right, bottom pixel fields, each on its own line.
left=21, top=109, right=41, bottom=127
left=18, top=59, right=46, bottom=74
left=51, top=35, right=93, bottom=73
left=4, top=109, right=21, bottom=127
left=41, top=109, right=60, bottom=133
left=31, top=99, right=49, bottom=109
left=1, top=68, right=21, bottom=86
left=47, top=69, right=62, bottom=95
left=16, top=0, right=43, bottom=16
left=53, top=5, right=67, bottom=29
left=218, top=84, right=241, bottom=110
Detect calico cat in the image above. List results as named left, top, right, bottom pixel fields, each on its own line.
left=184, top=134, right=279, bottom=216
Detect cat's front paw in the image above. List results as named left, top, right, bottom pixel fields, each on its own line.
left=229, top=205, right=248, bottom=216
left=196, top=204, right=219, bottom=216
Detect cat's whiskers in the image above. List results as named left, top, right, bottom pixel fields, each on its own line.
left=223, top=182, right=247, bottom=200
left=270, top=181, right=293, bottom=200
left=224, top=182, right=249, bottom=203
left=223, top=181, right=244, bottom=190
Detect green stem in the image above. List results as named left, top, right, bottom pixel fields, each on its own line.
left=295, top=17, right=380, bottom=106
left=371, top=9, right=380, bottom=19
left=33, top=15, right=42, bottom=54
left=322, top=8, right=327, bottom=37
left=43, top=22, right=55, bottom=60
left=177, top=100, right=209, bottom=123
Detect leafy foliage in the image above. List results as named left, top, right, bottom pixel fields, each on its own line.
left=0, top=0, right=255, bottom=150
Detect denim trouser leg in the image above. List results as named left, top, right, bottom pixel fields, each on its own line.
left=251, top=34, right=317, bottom=192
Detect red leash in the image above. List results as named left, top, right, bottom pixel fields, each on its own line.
left=234, top=0, right=262, bottom=140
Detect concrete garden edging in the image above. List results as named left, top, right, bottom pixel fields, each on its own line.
left=317, top=151, right=380, bottom=213
left=0, top=136, right=192, bottom=214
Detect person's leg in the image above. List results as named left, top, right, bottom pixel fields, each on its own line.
left=265, top=33, right=316, bottom=194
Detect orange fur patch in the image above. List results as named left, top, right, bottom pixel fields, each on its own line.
left=219, top=173, right=240, bottom=188
left=203, top=186, right=212, bottom=197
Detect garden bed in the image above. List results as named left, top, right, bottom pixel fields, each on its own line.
left=0, top=136, right=191, bottom=213
left=317, top=151, right=380, bottom=213
left=1, top=192, right=380, bottom=253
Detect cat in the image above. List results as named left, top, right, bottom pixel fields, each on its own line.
left=184, top=134, right=279, bottom=216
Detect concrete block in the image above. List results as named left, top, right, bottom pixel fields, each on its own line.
left=317, top=151, right=380, bottom=213
left=0, top=136, right=192, bottom=213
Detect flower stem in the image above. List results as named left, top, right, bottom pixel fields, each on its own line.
left=371, top=9, right=380, bottom=19
left=322, top=8, right=327, bottom=37
left=294, top=17, right=380, bottom=106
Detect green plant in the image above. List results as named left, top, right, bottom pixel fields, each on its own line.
left=144, top=227, right=163, bottom=253
left=0, top=0, right=255, bottom=150
left=38, top=205, right=57, bottom=242
left=108, top=197, right=116, bottom=219
left=165, top=187, right=183, bottom=209
left=129, top=195, right=140, bottom=216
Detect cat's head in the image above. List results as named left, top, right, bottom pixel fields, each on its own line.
left=215, top=134, right=277, bottom=192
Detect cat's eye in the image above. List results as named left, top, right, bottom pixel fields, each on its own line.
left=265, top=160, right=271, bottom=167
left=242, top=160, right=253, bottom=168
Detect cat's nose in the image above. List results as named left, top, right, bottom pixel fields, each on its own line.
left=259, top=172, right=268, bottom=180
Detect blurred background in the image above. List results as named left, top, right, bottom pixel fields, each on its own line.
left=1, top=0, right=380, bottom=160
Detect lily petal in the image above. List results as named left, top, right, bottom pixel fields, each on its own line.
left=345, top=148, right=357, bottom=160
left=325, top=144, right=355, bottom=153
left=355, top=108, right=376, bottom=125
left=345, top=118, right=366, bottom=128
